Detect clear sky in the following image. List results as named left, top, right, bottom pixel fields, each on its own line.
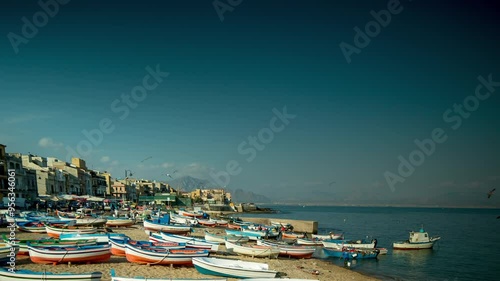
left=1, top=0, right=499, bottom=207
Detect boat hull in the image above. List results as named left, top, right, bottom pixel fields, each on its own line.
left=256, top=240, right=315, bottom=259
left=28, top=245, right=111, bottom=264
left=143, top=220, right=191, bottom=235
left=110, top=239, right=185, bottom=256
left=204, top=232, right=249, bottom=244
left=393, top=241, right=435, bottom=250
left=125, top=244, right=209, bottom=265
left=193, top=257, right=277, bottom=279
left=45, top=225, right=97, bottom=238
left=225, top=241, right=280, bottom=258
left=106, top=219, right=135, bottom=227
left=159, top=232, right=219, bottom=252
left=0, top=268, right=102, bottom=281
left=323, top=247, right=379, bottom=259
left=321, top=239, right=375, bottom=249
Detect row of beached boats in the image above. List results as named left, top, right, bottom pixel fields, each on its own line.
left=9, top=213, right=135, bottom=233
left=0, top=267, right=319, bottom=281
left=0, top=210, right=441, bottom=281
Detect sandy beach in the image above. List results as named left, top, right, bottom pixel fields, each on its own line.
left=1, top=226, right=379, bottom=281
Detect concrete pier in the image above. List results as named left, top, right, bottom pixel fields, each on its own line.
left=242, top=217, right=318, bottom=234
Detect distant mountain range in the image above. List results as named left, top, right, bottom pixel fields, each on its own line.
left=167, top=176, right=272, bottom=204
left=166, top=176, right=499, bottom=208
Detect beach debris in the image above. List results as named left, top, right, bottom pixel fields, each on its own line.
left=487, top=188, right=496, bottom=198
left=296, top=266, right=320, bottom=275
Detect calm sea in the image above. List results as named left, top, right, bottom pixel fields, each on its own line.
left=239, top=205, right=500, bottom=281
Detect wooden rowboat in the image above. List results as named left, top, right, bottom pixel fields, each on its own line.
left=193, top=257, right=278, bottom=279
left=143, top=220, right=192, bottom=235
left=45, top=225, right=97, bottom=238
left=224, top=241, right=280, bottom=259
left=125, top=243, right=209, bottom=265
left=159, top=232, right=219, bottom=252
left=226, top=223, right=242, bottom=230
left=110, top=238, right=185, bottom=256
left=28, top=244, right=111, bottom=264
left=16, top=221, right=47, bottom=233
left=106, top=218, right=135, bottom=227
left=281, top=232, right=305, bottom=239
left=204, top=231, right=249, bottom=244
left=256, top=240, right=316, bottom=259
left=0, top=267, right=102, bottom=281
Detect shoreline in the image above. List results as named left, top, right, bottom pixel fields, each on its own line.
left=1, top=226, right=381, bottom=281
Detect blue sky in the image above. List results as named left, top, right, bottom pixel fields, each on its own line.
left=1, top=0, right=499, bottom=206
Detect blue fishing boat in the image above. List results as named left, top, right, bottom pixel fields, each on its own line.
left=321, top=238, right=376, bottom=249
left=60, top=232, right=128, bottom=243
left=323, top=247, right=379, bottom=259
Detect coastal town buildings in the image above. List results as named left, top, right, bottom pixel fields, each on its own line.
left=0, top=144, right=7, bottom=201
left=189, top=188, right=231, bottom=204
left=111, top=181, right=128, bottom=200
left=5, top=153, right=38, bottom=202
left=90, top=171, right=107, bottom=196
left=0, top=146, right=231, bottom=209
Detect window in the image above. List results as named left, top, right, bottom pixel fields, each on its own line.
left=15, top=163, right=20, bottom=170
left=9, top=162, right=14, bottom=169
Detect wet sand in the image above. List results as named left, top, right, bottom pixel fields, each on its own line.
left=1, top=226, right=379, bottom=281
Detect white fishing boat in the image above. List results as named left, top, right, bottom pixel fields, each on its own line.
left=59, top=214, right=107, bottom=226
left=256, top=240, right=316, bottom=259
left=169, top=212, right=198, bottom=225
left=311, top=232, right=343, bottom=240
left=110, top=269, right=227, bottom=281
left=204, top=231, right=249, bottom=244
left=193, top=257, right=278, bottom=279
left=45, top=225, right=97, bottom=238
left=225, top=229, right=262, bottom=241
left=295, top=238, right=323, bottom=246
left=106, top=217, right=135, bottom=227
left=225, top=241, right=280, bottom=258
left=143, top=219, right=192, bottom=235
left=0, top=267, right=102, bottom=281
left=210, top=218, right=228, bottom=226
left=393, top=227, right=440, bottom=250
left=60, top=232, right=128, bottom=243
left=321, top=238, right=376, bottom=249
left=125, top=243, right=209, bottom=265
left=159, top=232, right=220, bottom=252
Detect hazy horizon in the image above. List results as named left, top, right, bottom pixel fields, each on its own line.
left=1, top=0, right=499, bottom=208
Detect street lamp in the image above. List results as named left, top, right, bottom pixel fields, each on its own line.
left=124, top=170, right=133, bottom=203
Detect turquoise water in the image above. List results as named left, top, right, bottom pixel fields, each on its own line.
left=239, top=205, right=500, bottom=281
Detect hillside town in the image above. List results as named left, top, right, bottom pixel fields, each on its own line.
left=0, top=143, right=237, bottom=212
